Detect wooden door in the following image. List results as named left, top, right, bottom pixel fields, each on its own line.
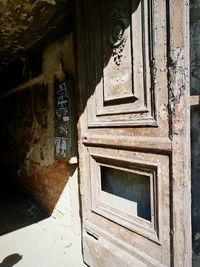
left=75, top=0, right=191, bottom=266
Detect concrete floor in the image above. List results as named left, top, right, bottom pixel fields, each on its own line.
left=0, top=183, right=85, bottom=267
left=0, top=183, right=48, bottom=236
left=0, top=217, right=85, bottom=267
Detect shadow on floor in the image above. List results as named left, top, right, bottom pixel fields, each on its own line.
left=0, top=254, right=23, bottom=267
left=0, top=180, right=48, bottom=236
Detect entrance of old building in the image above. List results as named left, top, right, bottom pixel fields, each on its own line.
left=75, top=0, right=191, bottom=266
left=0, top=0, right=198, bottom=266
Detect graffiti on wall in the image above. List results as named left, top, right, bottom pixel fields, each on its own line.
left=54, top=79, right=73, bottom=160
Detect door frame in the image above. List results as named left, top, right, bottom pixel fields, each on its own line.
left=167, top=0, right=191, bottom=265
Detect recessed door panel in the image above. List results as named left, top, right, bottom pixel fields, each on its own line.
left=87, top=0, right=157, bottom=127
left=83, top=147, right=170, bottom=266
left=102, top=1, right=133, bottom=102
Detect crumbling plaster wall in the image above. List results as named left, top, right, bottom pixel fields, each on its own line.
left=0, top=33, right=81, bottom=235
left=190, top=0, right=200, bottom=265
left=0, top=0, right=71, bottom=71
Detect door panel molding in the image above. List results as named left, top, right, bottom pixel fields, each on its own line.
left=89, top=152, right=159, bottom=244
left=82, top=135, right=172, bottom=153
left=87, top=0, right=157, bottom=127
left=82, top=146, right=171, bottom=265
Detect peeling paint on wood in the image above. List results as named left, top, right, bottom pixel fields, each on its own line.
left=190, top=0, right=200, bottom=266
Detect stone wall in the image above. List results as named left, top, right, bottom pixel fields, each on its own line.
left=0, top=33, right=80, bottom=235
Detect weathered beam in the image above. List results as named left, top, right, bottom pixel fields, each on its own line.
left=168, top=0, right=192, bottom=265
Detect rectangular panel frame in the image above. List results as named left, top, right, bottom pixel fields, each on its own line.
left=87, top=0, right=157, bottom=127
left=87, top=149, right=163, bottom=244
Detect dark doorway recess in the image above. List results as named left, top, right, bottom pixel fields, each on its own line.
left=0, top=169, right=48, bottom=236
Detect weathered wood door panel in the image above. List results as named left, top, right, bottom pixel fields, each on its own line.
left=76, top=0, right=191, bottom=266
